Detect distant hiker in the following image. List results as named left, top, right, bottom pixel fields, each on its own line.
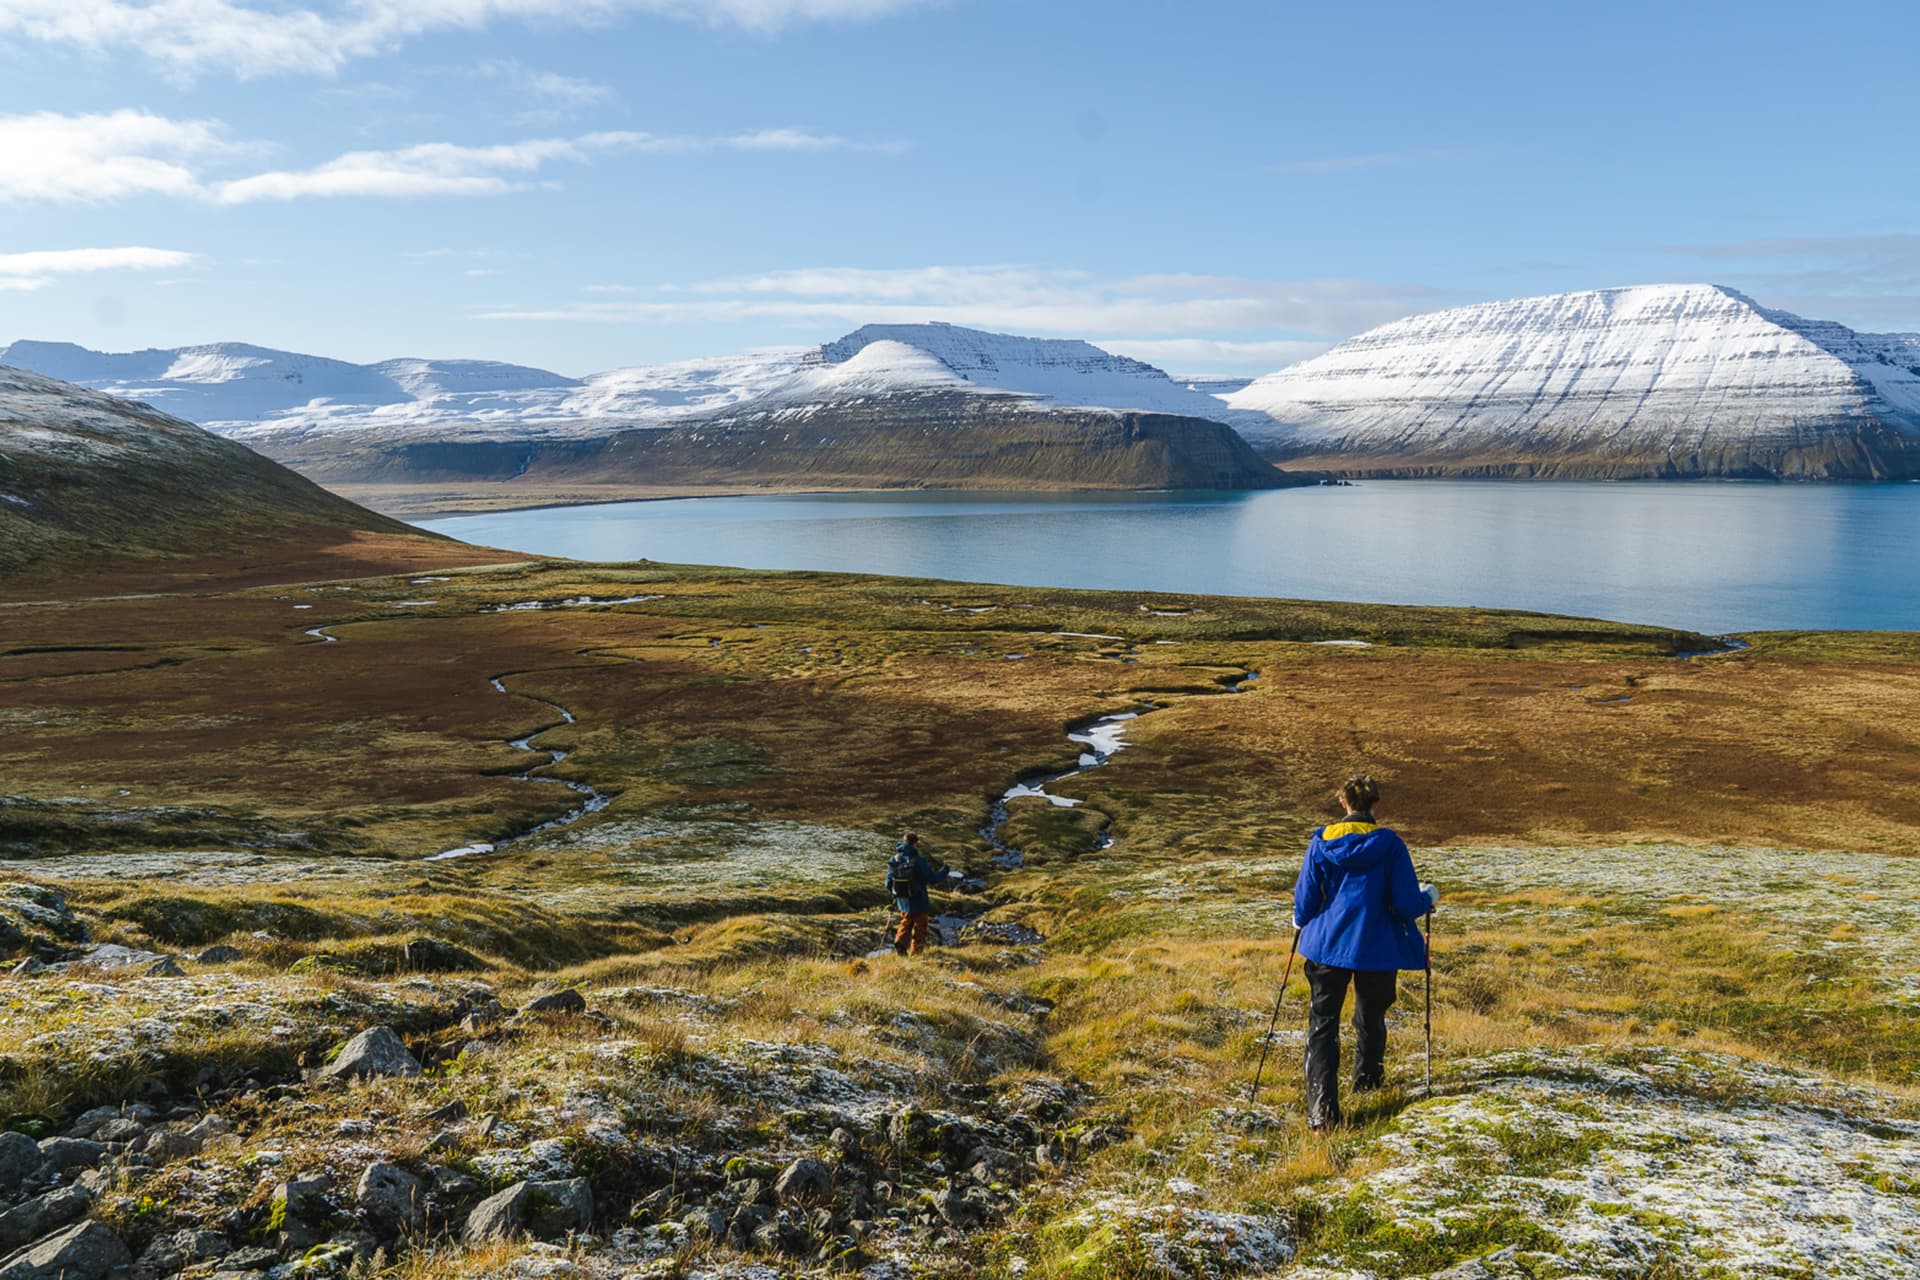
left=886, top=832, right=950, bottom=957
left=1291, top=774, right=1437, bottom=1132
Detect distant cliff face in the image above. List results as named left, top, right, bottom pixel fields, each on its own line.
left=1228, top=284, right=1920, bottom=479
left=262, top=391, right=1296, bottom=493
left=0, top=364, right=417, bottom=573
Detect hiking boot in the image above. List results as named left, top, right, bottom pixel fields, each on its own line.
left=892, top=938, right=909, bottom=957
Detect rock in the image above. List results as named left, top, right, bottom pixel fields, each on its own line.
left=726, top=1203, right=769, bottom=1248
left=353, top=1162, right=424, bottom=1236
left=422, top=1100, right=468, bottom=1126
left=214, top=1245, right=278, bottom=1272
left=194, top=946, right=244, bottom=964
left=932, top=1185, right=1000, bottom=1230
left=135, top=1131, right=200, bottom=1162
left=522, top=988, right=586, bottom=1016
left=430, top=1167, right=477, bottom=1198
left=6, top=960, right=42, bottom=979
left=0, top=1133, right=42, bottom=1196
left=316, top=1027, right=420, bottom=1081
left=401, top=937, right=484, bottom=973
left=34, top=1139, right=103, bottom=1175
left=0, top=1186, right=92, bottom=1252
left=64, top=1107, right=149, bottom=1141
left=828, top=1127, right=862, bottom=1158
left=269, top=1175, right=332, bottom=1249
left=184, top=1115, right=232, bottom=1143
left=142, top=956, right=186, bottom=978
left=92, top=1120, right=144, bottom=1145
left=462, top=1178, right=592, bottom=1243
left=773, top=1157, right=833, bottom=1205
left=683, top=1207, right=727, bottom=1240
left=0, top=1220, right=130, bottom=1280
left=1431, top=1247, right=1519, bottom=1279
left=132, top=1228, right=228, bottom=1277
left=1033, top=1139, right=1066, bottom=1170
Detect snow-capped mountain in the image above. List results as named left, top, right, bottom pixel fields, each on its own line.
left=1227, top=284, right=1920, bottom=479
left=789, top=323, right=1251, bottom=420
left=0, top=339, right=811, bottom=442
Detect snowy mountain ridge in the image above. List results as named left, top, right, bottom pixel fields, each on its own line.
left=1226, top=283, right=1920, bottom=478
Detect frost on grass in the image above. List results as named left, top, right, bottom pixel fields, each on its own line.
left=530, top=818, right=886, bottom=895
left=1041, top=1196, right=1294, bottom=1280
left=1292, top=1046, right=1920, bottom=1279
left=1133, top=842, right=1920, bottom=1001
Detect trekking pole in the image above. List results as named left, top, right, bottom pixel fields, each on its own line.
left=1248, top=929, right=1300, bottom=1105
left=1423, top=909, right=1434, bottom=1097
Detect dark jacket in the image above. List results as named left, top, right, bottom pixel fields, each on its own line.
left=1292, top=818, right=1428, bottom=972
left=889, top=844, right=943, bottom=914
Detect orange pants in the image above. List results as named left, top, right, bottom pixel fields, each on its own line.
left=895, top=911, right=930, bottom=956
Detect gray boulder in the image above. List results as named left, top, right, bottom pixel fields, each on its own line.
left=33, top=1139, right=103, bottom=1176
left=0, top=1220, right=130, bottom=1280
left=92, top=1120, right=144, bottom=1146
left=6, top=960, right=42, bottom=980
left=269, top=1176, right=331, bottom=1250
left=353, top=1163, right=424, bottom=1236
left=773, top=1157, right=833, bottom=1204
left=0, top=1186, right=91, bottom=1252
left=316, top=1027, right=420, bottom=1082
left=0, top=1134, right=41, bottom=1196
left=194, top=945, right=244, bottom=964
left=134, top=1131, right=199, bottom=1162
left=462, top=1178, right=592, bottom=1243
left=131, top=1228, right=227, bottom=1277
left=522, top=989, right=586, bottom=1016
left=141, top=957, right=185, bottom=978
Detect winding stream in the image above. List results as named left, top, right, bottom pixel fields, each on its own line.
left=301, top=623, right=611, bottom=860
left=980, top=668, right=1259, bottom=869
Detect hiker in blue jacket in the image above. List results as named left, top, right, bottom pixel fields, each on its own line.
left=1292, top=774, right=1437, bottom=1131
left=887, top=833, right=951, bottom=957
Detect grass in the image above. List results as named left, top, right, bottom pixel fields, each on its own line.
left=2, top=559, right=1918, bottom=1276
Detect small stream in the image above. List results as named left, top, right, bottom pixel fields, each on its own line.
left=426, top=675, right=613, bottom=861
left=980, top=668, right=1258, bottom=870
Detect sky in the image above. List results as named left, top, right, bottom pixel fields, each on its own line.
left=2, top=0, right=1918, bottom=377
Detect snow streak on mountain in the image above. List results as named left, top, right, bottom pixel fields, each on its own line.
left=1225, top=284, right=1920, bottom=478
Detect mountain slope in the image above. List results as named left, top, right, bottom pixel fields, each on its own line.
left=0, top=363, right=429, bottom=575
left=1226, top=284, right=1920, bottom=479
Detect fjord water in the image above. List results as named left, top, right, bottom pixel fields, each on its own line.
left=423, top=482, right=1920, bottom=634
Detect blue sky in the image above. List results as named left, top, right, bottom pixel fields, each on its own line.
left=2, top=0, right=1917, bottom=376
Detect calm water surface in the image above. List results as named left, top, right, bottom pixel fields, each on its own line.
left=423, top=482, right=1920, bottom=634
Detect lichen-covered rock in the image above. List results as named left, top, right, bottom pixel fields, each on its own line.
left=354, top=1162, right=424, bottom=1236
left=463, top=1178, right=593, bottom=1243
left=773, top=1156, right=833, bottom=1204
left=0, top=1220, right=130, bottom=1280
left=316, top=1027, right=419, bottom=1081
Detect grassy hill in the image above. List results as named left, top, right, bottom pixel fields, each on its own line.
left=0, top=364, right=493, bottom=587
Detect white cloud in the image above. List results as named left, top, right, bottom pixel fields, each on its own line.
left=2, top=112, right=891, bottom=205
left=0, top=246, right=196, bottom=292
left=0, top=0, right=938, bottom=79
left=0, top=110, right=231, bottom=202
left=1097, top=337, right=1333, bottom=372
left=478, top=264, right=1440, bottom=352
left=211, top=131, right=646, bottom=203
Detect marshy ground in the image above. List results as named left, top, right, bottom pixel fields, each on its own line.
left=1, top=559, right=1917, bottom=1278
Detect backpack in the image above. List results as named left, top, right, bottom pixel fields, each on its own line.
left=885, top=849, right=922, bottom=901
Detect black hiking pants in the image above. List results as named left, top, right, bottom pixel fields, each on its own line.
left=1303, top=959, right=1397, bottom=1127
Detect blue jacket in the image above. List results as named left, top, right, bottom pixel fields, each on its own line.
left=889, top=844, right=942, bottom=914
left=1292, top=819, right=1429, bottom=972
